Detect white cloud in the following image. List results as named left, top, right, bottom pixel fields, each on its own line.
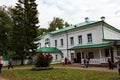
left=0, top=0, right=120, bottom=30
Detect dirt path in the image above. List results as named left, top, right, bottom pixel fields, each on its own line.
left=54, top=66, right=117, bottom=73
left=0, top=76, right=8, bottom=80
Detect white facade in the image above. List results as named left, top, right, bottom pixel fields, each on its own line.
left=38, top=18, right=120, bottom=65
left=103, top=26, right=120, bottom=40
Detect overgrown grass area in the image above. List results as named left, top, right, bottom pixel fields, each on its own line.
left=1, top=68, right=119, bottom=80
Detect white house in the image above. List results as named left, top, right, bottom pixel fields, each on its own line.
left=37, top=17, right=120, bottom=65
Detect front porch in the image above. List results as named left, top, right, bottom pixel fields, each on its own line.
left=69, top=43, right=114, bottom=65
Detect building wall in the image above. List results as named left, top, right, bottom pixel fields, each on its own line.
left=103, top=26, right=120, bottom=40
left=67, top=24, right=103, bottom=49
left=39, top=24, right=104, bottom=61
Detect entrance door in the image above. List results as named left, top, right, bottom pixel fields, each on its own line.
left=76, top=53, right=81, bottom=63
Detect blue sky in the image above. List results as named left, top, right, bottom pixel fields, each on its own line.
left=0, top=0, right=120, bottom=30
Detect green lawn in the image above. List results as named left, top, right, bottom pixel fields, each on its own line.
left=1, top=68, right=119, bottom=80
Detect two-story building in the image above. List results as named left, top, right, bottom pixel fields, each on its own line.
left=37, top=17, right=120, bottom=65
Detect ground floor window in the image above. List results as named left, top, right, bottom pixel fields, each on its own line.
left=105, top=48, right=109, bottom=57
left=71, top=53, right=74, bottom=61
left=88, top=52, right=94, bottom=59
left=55, top=55, right=58, bottom=60
left=117, top=46, right=120, bottom=56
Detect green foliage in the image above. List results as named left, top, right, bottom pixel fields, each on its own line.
left=0, top=6, right=13, bottom=55
left=8, top=0, right=39, bottom=65
left=35, top=53, right=52, bottom=67
left=48, top=17, right=71, bottom=32
left=37, top=28, right=47, bottom=36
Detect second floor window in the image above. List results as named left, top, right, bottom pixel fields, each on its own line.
left=60, top=39, right=64, bottom=46
left=39, top=42, right=41, bottom=48
left=70, top=37, right=74, bottom=45
left=55, top=40, right=57, bottom=47
left=45, top=38, right=50, bottom=47
left=87, top=33, right=92, bottom=43
left=78, top=35, right=82, bottom=44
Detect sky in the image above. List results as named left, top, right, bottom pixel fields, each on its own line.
left=0, top=0, right=120, bottom=30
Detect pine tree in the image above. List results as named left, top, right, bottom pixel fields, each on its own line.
left=9, top=0, right=39, bottom=65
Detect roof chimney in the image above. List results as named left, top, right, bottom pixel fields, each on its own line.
left=101, top=16, right=105, bottom=21
left=85, top=17, right=89, bottom=22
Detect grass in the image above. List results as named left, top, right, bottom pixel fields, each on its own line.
left=1, top=68, right=119, bottom=80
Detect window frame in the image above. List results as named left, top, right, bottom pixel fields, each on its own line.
left=70, top=37, right=74, bottom=45
left=78, top=35, right=82, bottom=44
left=45, top=38, right=50, bottom=47
left=55, top=40, right=57, bottom=47
left=87, top=33, right=92, bottom=43
left=60, top=39, right=64, bottom=47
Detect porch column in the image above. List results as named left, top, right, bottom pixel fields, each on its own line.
left=69, top=50, right=71, bottom=61
left=99, top=49, right=102, bottom=63
left=80, top=51, right=83, bottom=64
left=109, top=49, right=111, bottom=57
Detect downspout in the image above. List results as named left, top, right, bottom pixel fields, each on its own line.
left=65, top=31, right=69, bottom=59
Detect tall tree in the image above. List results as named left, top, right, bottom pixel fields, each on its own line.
left=37, top=28, right=47, bottom=36
left=0, top=6, right=12, bottom=56
left=9, top=0, right=39, bottom=65
left=48, top=17, right=70, bottom=32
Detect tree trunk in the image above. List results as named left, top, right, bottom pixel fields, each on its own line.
left=21, top=57, right=24, bottom=65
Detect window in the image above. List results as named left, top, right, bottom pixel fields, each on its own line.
left=39, top=42, right=41, bottom=48
left=78, top=35, right=82, bottom=44
left=45, top=38, right=50, bottom=47
left=105, top=48, right=109, bottom=57
left=71, top=53, right=74, bottom=61
left=55, top=40, right=57, bottom=47
left=117, top=46, right=120, bottom=56
left=55, top=55, right=58, bottom=60
left=70, top=37, right=74, bottom=45
left=87, top=33, right=92, bottom=43
left=88, top=52, right=94, bottom=59
left=60, top=39, right=64, bottom=46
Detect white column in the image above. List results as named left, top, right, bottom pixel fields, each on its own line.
left=80, top=51, right=83, bottom=64
left=99, top=49, right=102, bottom=63
left=109, top=49, right=111, bottom=57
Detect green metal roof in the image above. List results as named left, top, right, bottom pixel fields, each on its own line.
left=69, top=43, right=113, bottom=50
left=37, top=20, right=120, bottom=39
left=3, top=56, right=9, bottom=61
left=50, top=21, right=99, bottom=34
left=103, top=39, right=120, bottom=41
left=37, top=47, right=61, bottom=53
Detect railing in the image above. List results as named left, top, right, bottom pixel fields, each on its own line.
left=82, top=58, right=107, bottom=64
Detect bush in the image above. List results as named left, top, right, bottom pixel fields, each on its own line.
left=35, top=53, right=53, bottom=67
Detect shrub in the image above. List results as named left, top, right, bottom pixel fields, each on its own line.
left=35, top=53, right=53, bottom=67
